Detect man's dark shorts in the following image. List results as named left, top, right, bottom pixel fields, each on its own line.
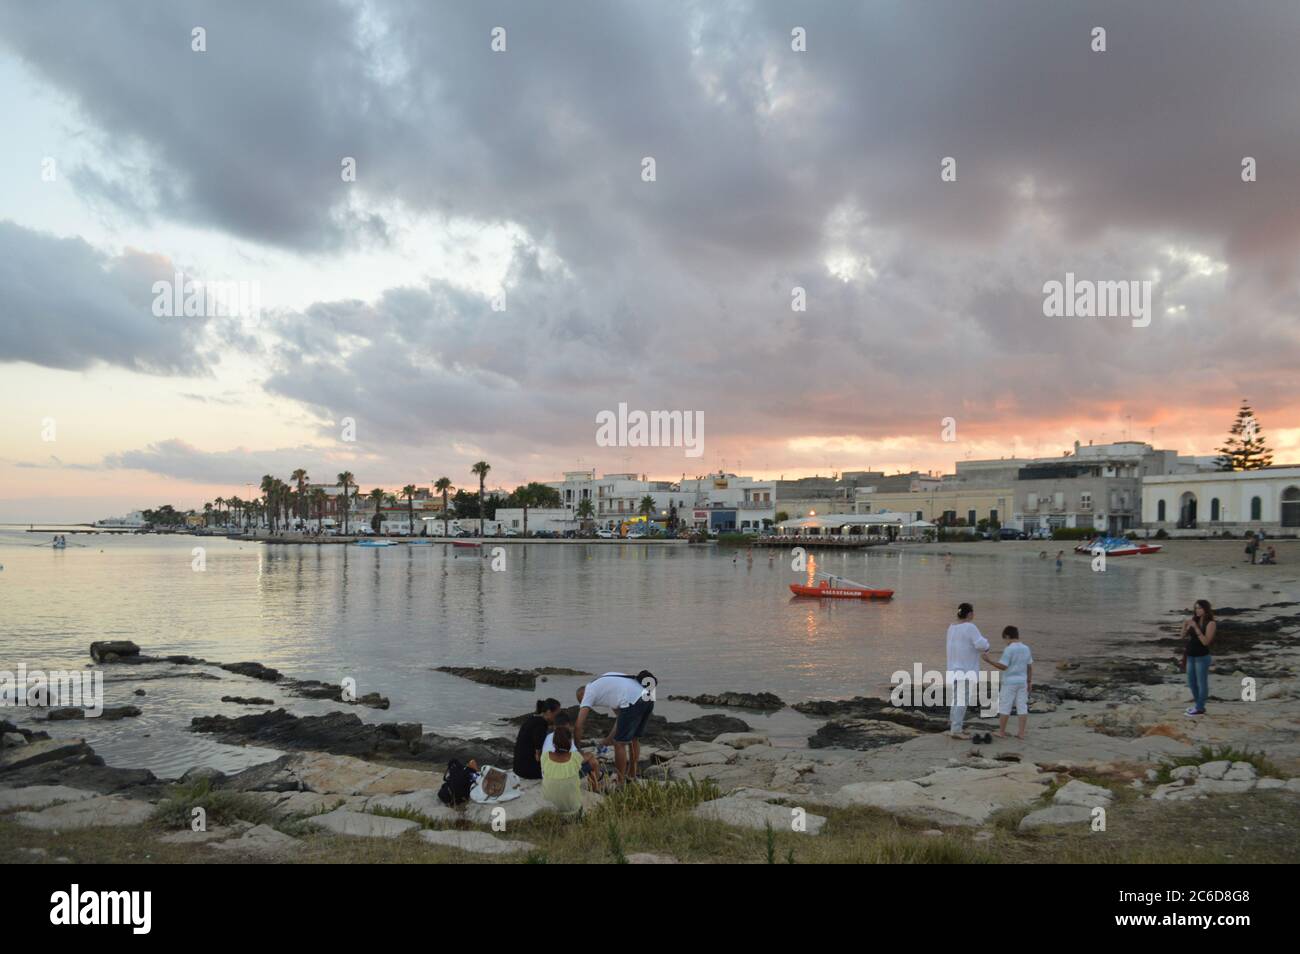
left=613, top=696, right=654, bottom=743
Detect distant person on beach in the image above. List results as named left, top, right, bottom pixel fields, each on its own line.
left=1180, top=600, right=1217, bottom=717
left=1260, top=546, right=1278, bottom=565
left=945, top=602, right=989, bottom=740
left=983, top=625, right=1033, bottom=739
left=1055, top=550, right=1064, bottom=571
left=1245, top=533, right=1259, bottom=564
left=512, top=697, right=561, bottom=780
left=575, top=671, right=656, bottom=785
left=944, top=552, right=952, bottom=572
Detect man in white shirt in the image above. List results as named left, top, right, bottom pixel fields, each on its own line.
left=945, top=603, right=989, bottom=739
left=575, top=671, right=656, bottom=785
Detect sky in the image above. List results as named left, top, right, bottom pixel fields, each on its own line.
left=2, top=0, right=1299, bottom=522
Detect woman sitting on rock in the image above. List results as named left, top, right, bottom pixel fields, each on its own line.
left=540, top=726, right=586, bottom=814
left=512, top=698, right=561, bottom=780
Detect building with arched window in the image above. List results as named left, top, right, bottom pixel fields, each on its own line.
left=1142, top=467, right=1300, bottom=535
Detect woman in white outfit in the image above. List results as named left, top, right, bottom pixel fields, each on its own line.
left=946, top=602, right=989, bottom=739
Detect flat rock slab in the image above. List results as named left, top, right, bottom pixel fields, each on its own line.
left=692, top=795, right=826, bottom=834
left=365, top=790, right=460, bottom=822
left=209, top=823, right=299, bottom=855
left=308, top=808, right=421, bottom=838
left=418, top=829, right=535, bottom=855
left=1019, top=804, right=1095, bottom=830
left=712, top=732, right=770, bottom=749
left=834, top=763, right=1050, bottom=826
left=0, top=785, right=98, bottom=811
left=159, top=822, right=253, bottom=845
left=462, top=783, right=550, bottom=825
left=291, top=753, right=435, bottom=796
left=15, top=794, right=154, bottom=829
left=1053, top=779, right=1115, bottom=808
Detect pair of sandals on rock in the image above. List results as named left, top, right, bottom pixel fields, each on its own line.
left=969, top=731, right=995, bottom=745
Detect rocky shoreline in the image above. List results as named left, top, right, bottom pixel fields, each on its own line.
left=4, top=601, right=1299, bottom=861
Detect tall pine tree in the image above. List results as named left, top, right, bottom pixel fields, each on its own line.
left=1216, top=400, right=1273, bottom=471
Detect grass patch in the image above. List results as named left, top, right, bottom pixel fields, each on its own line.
left=587, top=777, right=721, bottom=821
left=151, top=779, right=273, bottom=830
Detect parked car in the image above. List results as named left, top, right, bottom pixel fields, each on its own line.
left=997, top=527, right=1027, bottom=540
left=503, top=527, right=519, bottom=537
left=596, top=529, right=615, bottom=539
left=627, top=530, right=646, bottom=539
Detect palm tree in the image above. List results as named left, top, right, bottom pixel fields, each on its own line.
left=401, top=485, right=418, bottom=537
left=638, top=495, right=656, bottom=533
left=368, top=488, right=387, bottom=533
left=434, top=477, right=453, bottom=537
left=336, top=472, right=355, bottom=535
left=471, top=461, right=491, bottom=536
left=311, top=488, right=327, bottom=533
left=260, top=475, right=278, bottom=533
left=291, top=469, right=309, bottom=521
left=576, top=498, right=594, bottom=532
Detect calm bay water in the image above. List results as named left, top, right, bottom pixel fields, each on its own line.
left=0, top=528, right=1255, bottom=776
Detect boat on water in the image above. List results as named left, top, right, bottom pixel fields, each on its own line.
left=52, top=537, right=67, bottom=550
left=1074, top=535, right=1162, bottom=557
left=789, top=576, right=894, bottom=600
left=355, top=539, right=395, bottom=548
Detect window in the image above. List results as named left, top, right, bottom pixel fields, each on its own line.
left=1210, top=498, right=1220, bottom=521
left=1157, top=500, right=1166, bottom=522
left=1251, top=496, right=1262, bottom=521
left=967, top=510, right=976, bottom=526
left=1080, top=493, right=1092, bottom=511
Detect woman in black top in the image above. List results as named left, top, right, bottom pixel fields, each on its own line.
left=513, top=698, right=561, bottom=779
left=1181, top=600, right=1217, bottom=717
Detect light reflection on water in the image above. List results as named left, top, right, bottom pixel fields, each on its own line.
left=0, top=530, right=1255, bottom=776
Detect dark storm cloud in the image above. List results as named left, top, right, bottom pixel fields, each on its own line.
left=0, top=221, right=215, bottom=375
left=3, top=0, right=1300, bottom=469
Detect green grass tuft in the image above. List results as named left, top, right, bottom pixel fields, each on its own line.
left=151, top=779, right=273, bottom=830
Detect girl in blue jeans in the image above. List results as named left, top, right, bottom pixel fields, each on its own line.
left=1182, top=599, right=1217, bottom=716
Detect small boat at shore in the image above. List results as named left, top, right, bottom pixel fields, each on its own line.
left=355, top=539, right=395, bottom=548
left=789, top=578, right=894, bottom=600
left=1074, top=536, right=1162, bottom=557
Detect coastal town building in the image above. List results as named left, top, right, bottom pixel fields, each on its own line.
left=775, top=471, right=889, bottom=519
left=939, top=441, right=1218, bottom=534
left=854, top=483, right=1014, bottom=531
left=1141, top=466, right=1300, bottom=534
left=544, top=470, right=776, bottom=531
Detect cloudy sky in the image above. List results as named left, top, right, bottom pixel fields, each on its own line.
left=2, top=0, right=1299, bottom=521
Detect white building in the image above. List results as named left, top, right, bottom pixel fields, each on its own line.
left=492, top=508, right=580, bottom=535
left=95, top=511, right=147, bottom=528
left=1142, top=467, right=1300, bottom=534
left=545, top=470, right=776, bottom=531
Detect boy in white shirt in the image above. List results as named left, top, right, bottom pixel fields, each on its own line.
left=983, top=625, right=1033, bottom=739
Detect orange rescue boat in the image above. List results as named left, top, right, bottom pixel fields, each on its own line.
left=789, top=580, right=894, bottom=600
